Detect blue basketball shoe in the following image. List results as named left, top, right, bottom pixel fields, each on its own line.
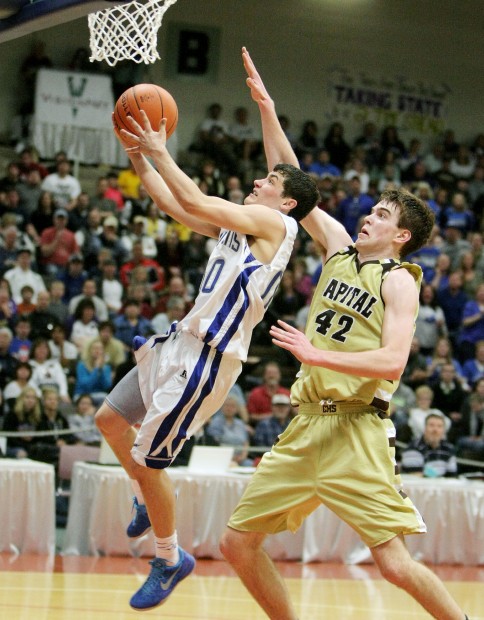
left=130, top=548, right=196, bottom=610
left=126, top=497, right=152, bottom=538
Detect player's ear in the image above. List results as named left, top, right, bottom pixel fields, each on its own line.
left=395, top=228, right=411, bottom=245
left=281, top=197, right=297, bottom=214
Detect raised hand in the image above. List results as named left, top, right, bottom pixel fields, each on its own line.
left=242, top=46, right=272, bottom=105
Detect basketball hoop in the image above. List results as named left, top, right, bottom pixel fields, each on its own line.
left=88, top=0, right=177, bottom=66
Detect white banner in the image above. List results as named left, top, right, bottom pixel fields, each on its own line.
left=32, top=68, right=127, bottom=166
left=34, top=68, right=113, bottom=129
left=324, top=66, right=452, bottom=143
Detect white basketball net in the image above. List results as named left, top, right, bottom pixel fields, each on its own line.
left=88, top=0, right=178, bottom=66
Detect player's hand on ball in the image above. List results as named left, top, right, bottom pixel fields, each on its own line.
left=120, top=110, right=168, bottom=157
left=112, top=112, right=138, bottom=148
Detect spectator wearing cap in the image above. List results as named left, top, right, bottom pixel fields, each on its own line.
left=99, top=215, right=129, bottom=267
left=39, top=208, right=79, bottom=277
left=59, top=253, right=88, bottom=303
left=40, top=159, right=81, bottom=210
left=3, top=247, right=46, bottom=304
left=253, top=393, right=292, bottom=448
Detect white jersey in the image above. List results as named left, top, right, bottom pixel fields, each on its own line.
left=178, top=211, right=297, bottom=360
left=130, top=211, right=297, bottom=466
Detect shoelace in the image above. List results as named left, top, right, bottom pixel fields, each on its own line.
left=142, top=559, right=169, bottom=591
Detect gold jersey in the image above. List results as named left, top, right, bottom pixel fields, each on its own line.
left=291, top=245, right=422, bottom=411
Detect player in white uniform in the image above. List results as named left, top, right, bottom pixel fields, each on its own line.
left=94, top=47, right=319, bottom=611
left=132, top=212, right=296, bottom=469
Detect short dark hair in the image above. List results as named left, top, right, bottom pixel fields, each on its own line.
left=74, top=297, right=96, bottom=319
left=273, top=163, right=319, bottom=222
left=380, top=187, right=435, bottom=258
left=98, top=320, right=115, bottom=332
left=425, top=413, right=446, bottom=426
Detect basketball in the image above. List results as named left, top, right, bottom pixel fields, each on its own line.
left=113, top=83, right=178, bottom=141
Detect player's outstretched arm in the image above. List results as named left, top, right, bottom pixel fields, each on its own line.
left=242, top=47, right=298, bottom=171
left=301, top=208, right=353, bottom=258
left=114, top=115, right=220, bottom=238
left=128, top=152, right=219, bottom=239
left=243, top=47, right=351, bottom=257
left=121, top=111, right=286, bottom=240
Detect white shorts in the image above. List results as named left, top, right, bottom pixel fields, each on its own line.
left=130, top=330, right=242, bottom=469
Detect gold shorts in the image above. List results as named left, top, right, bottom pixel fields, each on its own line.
left=228, top=404, right=426, bottom=548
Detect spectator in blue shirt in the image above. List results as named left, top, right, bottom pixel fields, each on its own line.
left=74, top=340, right=112, bottom=406
left=60, top=254, right=88, bottom=303
left=458, top=283, right=484, bottom=362
left=335, top=176, right=375, bottom=239
left=207, top=395, right=252, bottom=466
left=440, top=191, right=475, bottom=236
left=308, top=148, right=341, bottom=178
left=8, top=315, right=32, bottom=362
left=436, top=271, right=468, bottom=348
left=462, top=340, right=484, bottom=388
left=253, top=393, right=292, bottom=448
left=113, top=298, right=153, bottom=350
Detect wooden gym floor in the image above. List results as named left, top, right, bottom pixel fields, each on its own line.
left=1, top=554, right=483, bottom=619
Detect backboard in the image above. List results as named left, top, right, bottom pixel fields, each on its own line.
left=0, top=0, right=128, bottom=43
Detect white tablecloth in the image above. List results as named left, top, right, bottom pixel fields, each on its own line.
left=0, top=459, right=56, bottom=554
left=303, top=476, right=484, bottom=565
left=63, top=462, right=484, bottom=565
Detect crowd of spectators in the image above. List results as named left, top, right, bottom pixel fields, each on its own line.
left=0, top=103, right=483, bottom=476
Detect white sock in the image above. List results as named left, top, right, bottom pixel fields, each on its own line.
left=131, top=480, right=145, bottom=505
left=155, top=532, right=179, bottom=565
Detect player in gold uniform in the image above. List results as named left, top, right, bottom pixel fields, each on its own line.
left=221, top=49, right=469, bottom=620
